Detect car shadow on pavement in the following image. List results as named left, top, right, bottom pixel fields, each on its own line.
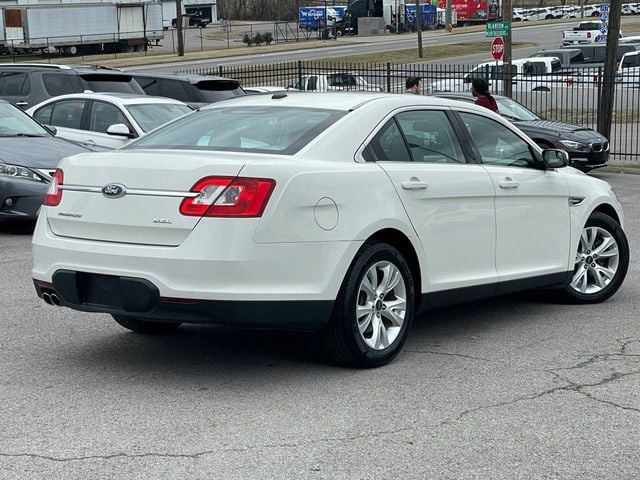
left=50, top=290, right=570, bottom=378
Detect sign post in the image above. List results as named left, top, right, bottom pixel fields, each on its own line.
left=491, top=36, right=505, bottom=61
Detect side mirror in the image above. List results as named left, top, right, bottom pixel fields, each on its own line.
left=542, top=149, right=569, bottom=169
left=44, top=124, right=57, bottom=136
left=106, top=123, right=133, bottom=137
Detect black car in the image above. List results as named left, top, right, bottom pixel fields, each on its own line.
left=0, top=100, right=91, bottom=223
left=435, top=92, right=609, bottom=171
left=0, top=64, right=145, bottom=110
left=130, top=72, right=245, bottom=109
left=171, top=15, right=210, bottom=28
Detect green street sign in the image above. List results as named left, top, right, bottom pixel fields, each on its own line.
left=485, top=21, right=511, bottom=37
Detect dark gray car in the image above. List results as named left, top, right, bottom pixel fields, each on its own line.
left=0, top=64, right=145, bottom=110
left=0, top=100, right=91, bottom=223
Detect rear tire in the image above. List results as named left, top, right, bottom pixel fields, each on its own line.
left=559, top=212, right=629, bottom=304
left=112, top=314, right=182, bottom=334
left=321, top=243, right=414, bottom=368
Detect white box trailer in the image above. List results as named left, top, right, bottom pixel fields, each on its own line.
left=1, top=2, right=163, bottom=55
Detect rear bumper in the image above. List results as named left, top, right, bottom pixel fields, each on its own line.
left=34, top=275, right=333, bottom=331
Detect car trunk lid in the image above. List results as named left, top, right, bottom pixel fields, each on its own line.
left=46, top=150, right=247, bottom=246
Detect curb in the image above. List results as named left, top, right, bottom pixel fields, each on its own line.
left=600, top=165, right=640, bottom=175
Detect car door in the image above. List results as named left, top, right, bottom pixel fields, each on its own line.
left=364, top=109, right=498, bottom=293
left=84, top=100, right=136, bottom=149
left=33, top=99, right=87, bottom=145
left=457, top=111, right=570, bottom=282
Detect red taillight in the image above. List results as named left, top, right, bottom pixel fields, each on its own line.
left=43, top=169, right=63, bottom=207
left=180, top=176, right=276, bottom=218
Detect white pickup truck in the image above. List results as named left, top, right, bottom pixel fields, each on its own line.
left=292, top=73, right=383, bottom=92
left=562, top=21, right=621, bottom=45
left=429, top=57, right=576, bottom=94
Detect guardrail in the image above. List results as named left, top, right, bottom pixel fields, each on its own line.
left=180, top=61, right=640, bottom=161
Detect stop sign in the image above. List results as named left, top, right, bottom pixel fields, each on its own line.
left=491, top=37, right=504, bottom=61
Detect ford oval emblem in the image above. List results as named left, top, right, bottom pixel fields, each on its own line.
left=102, top=183, right=126, bottom=199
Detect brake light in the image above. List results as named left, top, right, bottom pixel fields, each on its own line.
left=43, top=169, right=63, bottom=206
left=180, top=176, right=276, bottom=217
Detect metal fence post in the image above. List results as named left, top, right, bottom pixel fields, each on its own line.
left=596, top=66, right=603, bottom=132
left=171, top=28, right=175, bottom=54
left=200, top=29, right=204, bottom=51
left=386, top=63, right=391, bottom=93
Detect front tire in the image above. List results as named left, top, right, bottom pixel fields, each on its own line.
left=321, top=243, right=415, bottom=368
left=561, top=212, right=629, bottom=303
left=112, top=314, right=182, bottom=334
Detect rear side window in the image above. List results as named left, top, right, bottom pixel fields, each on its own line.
left=396, top=111, right=465, bottom=164
left=0, top=72, right=30, bottom=96
left=363, top=120, right=411, bottom=162
left=127, top=106, right=346, bottom=155
left=43, top=74, right=80, bottom=96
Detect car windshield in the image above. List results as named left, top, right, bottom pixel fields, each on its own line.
left=126, top=103, right=193, bottom=133
left=126, top=106, right=346, bottom=155
left=0, top=103, right=48, bottom=137
left=496, top=97, right=540, bottom=122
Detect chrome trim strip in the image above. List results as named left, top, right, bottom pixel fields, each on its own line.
left=569, top=197, right=585, bottom=207
left=59, top=184, right=199, bottom=198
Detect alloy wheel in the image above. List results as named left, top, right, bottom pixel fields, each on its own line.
left=356, top=261, right=407, bottom=350
left=570, top=226, right=620, bottom=295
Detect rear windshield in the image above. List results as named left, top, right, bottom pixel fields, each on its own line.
left=79, top=74, right=144, bottom=94
left=126, top=106, right=346, bottom=155
left=196, top=80, right=245, bottom=103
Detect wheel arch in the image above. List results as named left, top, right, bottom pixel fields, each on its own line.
left=592, top=202, right=620, bottom=224
left=364, top=228, right=423, bottom=310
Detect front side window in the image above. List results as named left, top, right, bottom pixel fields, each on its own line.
left=127, top=106, right=345, bottom=155
left=50, top=100, right=87, bottom=129
left=89, top=101, right=131, bottom=134
left=395, top=110, right=466, bottom=164
left=459, top=112, right=537, bottom=168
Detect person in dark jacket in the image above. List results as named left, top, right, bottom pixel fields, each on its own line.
left=471, top=78, right=498, bottom=113
left=405, top=77, right=421, bottom=94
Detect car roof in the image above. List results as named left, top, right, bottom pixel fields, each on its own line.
left=0, top=64, right=127, bottom=75
left=30, top=92, right=188, bottom=106
left=199, top=91, right=477, bottom=112
left=127, top=72, right=240, bottom=84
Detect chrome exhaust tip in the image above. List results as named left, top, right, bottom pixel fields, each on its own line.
left=42, top=292, right=52, bottom=305
left=50, top=294, right=61, bottom=307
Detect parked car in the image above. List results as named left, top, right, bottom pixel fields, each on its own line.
left=243, top=86, right=300, bottom=94
left=0, top=64, right=144, bottom=110
left=27, top=93, right=193, bottom=149
left=560, top=43, right=637, bottom=63
left=530, top=48, right=586, bottom=67
left=617, top=50, right=640, bottom=85
left=0, top=100, right=91, bottom=223
left=171, top=15, right=210, bottom=28
left=434, top=92, right=609, bottom=171
left=31, top=93, right=629, bottom=367
left=293, top=73, right=383, bottom=92
left=130, top=72, right=245, bottom=108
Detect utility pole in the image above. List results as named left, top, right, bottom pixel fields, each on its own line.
left=415, top=0, right=423, bottom=58
left=502, top=0, right=512, bottom=97
left=445, top=0, right=452, bottom=31
left=599, top=0, right=621, bottom=142
left=176, top=0, right=184, bottom=56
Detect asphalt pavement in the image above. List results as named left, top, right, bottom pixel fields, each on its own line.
left=0, top=170, right=639, bottom=479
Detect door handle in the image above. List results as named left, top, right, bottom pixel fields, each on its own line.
left=401, top=179, right=428, bottom=190
left=499, top=177, right=520, bottom=189
left=84, top=139, right=96, bottom=145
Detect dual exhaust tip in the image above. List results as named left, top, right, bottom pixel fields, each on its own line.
left=42, top=291, right=61, bottom=307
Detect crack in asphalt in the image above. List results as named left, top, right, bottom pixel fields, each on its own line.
left=3, top=339, right=638, bottom=463
left=403, top=349, right=497, bottom=363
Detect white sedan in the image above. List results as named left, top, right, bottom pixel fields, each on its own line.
left=26, top=93, right=192, bottom=149
left=32, top=93, right=629, bottom=367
